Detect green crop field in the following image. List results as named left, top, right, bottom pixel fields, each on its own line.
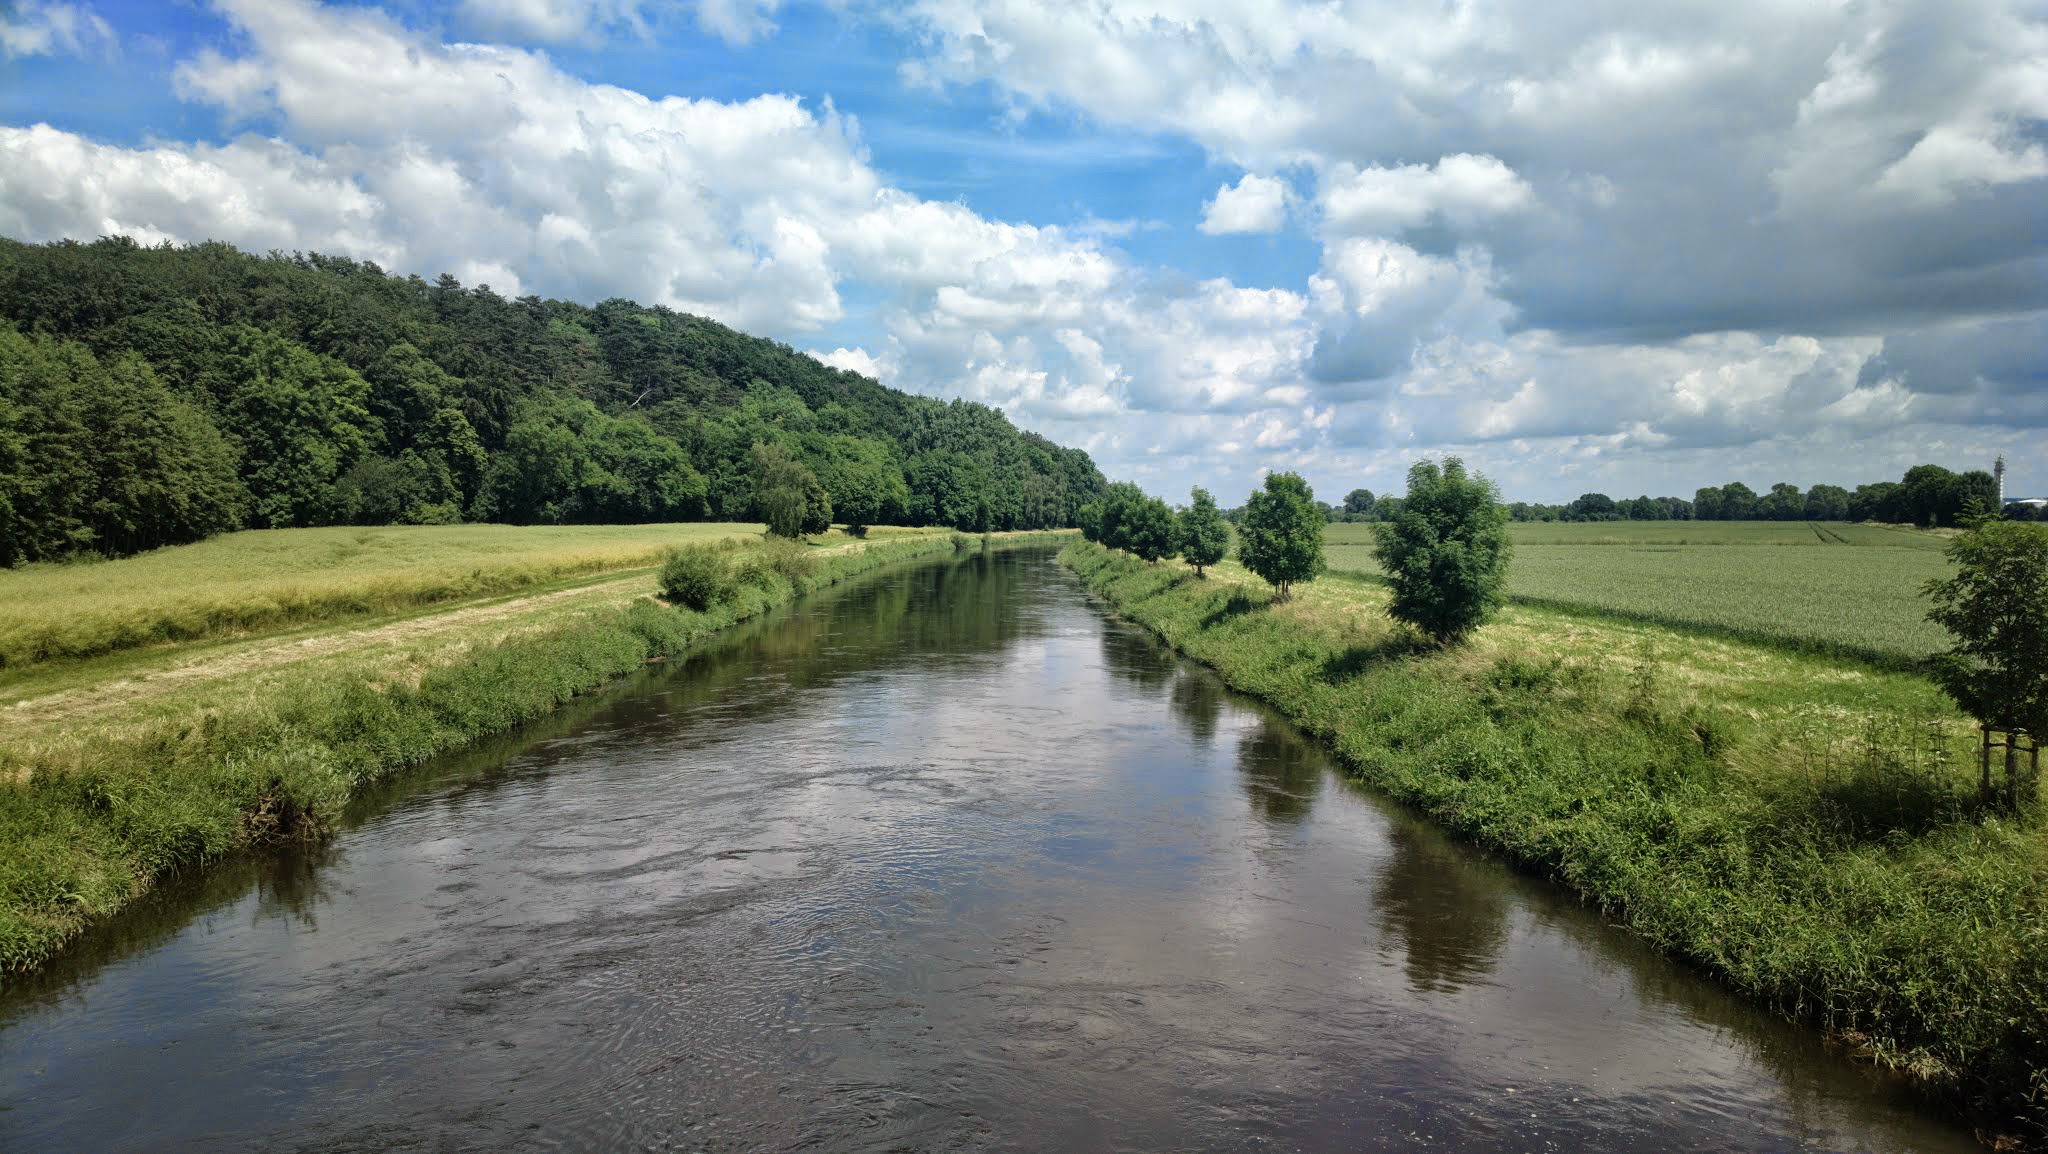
left=0, top=522, right=809, bottom=669
left=1322, top=521, right=1955, bottom=663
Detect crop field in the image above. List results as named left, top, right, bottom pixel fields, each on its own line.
left=1322, top=521, right=1955, bottom=662
left=0, top=522, right=796, bottom=670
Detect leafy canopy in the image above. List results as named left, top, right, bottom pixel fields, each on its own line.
left=752, top=441, right=830, bottom=539
left=1238, top=471, right=1324, bottom=598
left=1924, top=519, right=2048, bottom=734
left=1371, top=456, right=1511, bottom=645
left=1177, top=486, right=1230, bottom=576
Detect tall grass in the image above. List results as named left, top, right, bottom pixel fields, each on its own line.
left=1322, top=521, right=1954, bottom=663
left=1063, top=541, right=2046, bottom=1145
left=0, top=522, right=774, bottom=669
left=0, top=532, right=1069, bottom=977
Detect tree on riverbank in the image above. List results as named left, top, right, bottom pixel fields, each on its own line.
left=1372, top=457, right=1511, bottom=645
left=1177, top=487, right=1230, bottom=577
left=1238, top=472, right=1324, bottom=599
left=1924, top=519, right=2048, bottom=738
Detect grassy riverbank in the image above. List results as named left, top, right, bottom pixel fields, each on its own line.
left=0, top=529, right=1065, bottom=977
left=1061, top=541, right=2046, bottom=1145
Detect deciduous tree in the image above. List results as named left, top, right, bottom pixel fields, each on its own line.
left=1239, top=471, right=1324, bottom=599
left=1372, top=457, right=1511, bottom=645
left=1177, top=486, right=1230, bottom=577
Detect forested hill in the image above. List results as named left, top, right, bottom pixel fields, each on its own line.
left=0, top=235, right=1107, bottom=565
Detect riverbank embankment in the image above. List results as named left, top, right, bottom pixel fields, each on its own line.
left=1060, top=540, right=2046, bottom=1147
left=0, top=529, right=1066, bottom=976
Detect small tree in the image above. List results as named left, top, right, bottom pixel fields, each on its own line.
left=1924, top=520, right=2048, bottom=737
left=1095, top=481, right=1145, bottom=552
left=1125, top=493, right=1178, bottom=563
left=752, top=441, right=827, bottom=539
left=1239, top=471, right=1324, bottom=599
left=1178, top=486, right=1230, bottom=577
left=1372, top=457, right=1511, bottom=645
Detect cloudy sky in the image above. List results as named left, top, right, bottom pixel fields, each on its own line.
left=2, top=0, right=2043, bottom=503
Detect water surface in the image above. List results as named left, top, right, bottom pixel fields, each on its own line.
left=0, top=550, right=1975, bottom=1151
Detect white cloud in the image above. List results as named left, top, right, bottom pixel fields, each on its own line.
left=1319, top=154, right=1532, bottom=236
left=1, top=1, right=111, bottom=58
left=810, top=346, right=885, bottom=379
left=1199, top=173, right=1288, bottom=234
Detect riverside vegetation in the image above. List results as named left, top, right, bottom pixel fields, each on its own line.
left=0, top=525, right=1069, bottom=976
left=1060, top=534, right=2046, bottom=1144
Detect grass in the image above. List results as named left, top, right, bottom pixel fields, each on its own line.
left=1062, top=542, right=2046, bottom=1145
left=1323, top=521, right=1955, bottom=664
left=0, top=526, right=1070, bottom=978
left=0, top=521, right=873, bottom=670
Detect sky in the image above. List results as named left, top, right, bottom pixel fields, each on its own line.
left=1, top=0, right=2043, bottom=505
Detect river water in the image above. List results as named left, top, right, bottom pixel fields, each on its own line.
left=0, top=549, right=1978, bottom=1152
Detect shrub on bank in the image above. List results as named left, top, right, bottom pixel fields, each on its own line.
left=660, top=543, right=739, bottom=610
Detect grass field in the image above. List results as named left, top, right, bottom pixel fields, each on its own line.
left=1063, top=541, right=2046, bottom=1143
left=0, top=523, right=950, bottom=670
left=1322, top=521, right=1954, bottom=663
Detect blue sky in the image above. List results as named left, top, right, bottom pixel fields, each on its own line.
left=2, top=0, right=2044, bottom=504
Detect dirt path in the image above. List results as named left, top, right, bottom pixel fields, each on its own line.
left=4, top=571, right=654, bottom=724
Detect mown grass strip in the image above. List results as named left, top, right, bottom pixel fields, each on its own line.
left=1060, top=541, right=2046, bottom=1146
left=0, top=531, right=1067, bottom=978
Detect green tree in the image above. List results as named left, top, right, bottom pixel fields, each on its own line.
left=1343, top=487, right=1376, bottom=519
left=226, top=330, right=374, bottom=528
left=1758, top=481, right=1804, bottom=520
left=1124, top=492, right=1178, bottom=563
left=801, top=471, right=833, bottom=536
left=1239, top=471, right=1325, bottom=599
left=1371, top=456, right=1511, bottom=645
left=1924, top=520, right=2048, bottom=736
left=1094, top=481, right=1146, bottom=552
left=1177, top=486, right=1230, bottom=577
left=1719, top=481, right=1759, bottom=521
left=1805, top=483, right=1851, bottom=521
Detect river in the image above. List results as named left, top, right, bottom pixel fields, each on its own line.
left=0, top=548, right=1977, bottom=1151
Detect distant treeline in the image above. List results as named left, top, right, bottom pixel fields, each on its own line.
left=0, top=236, right=1108, bottom=566
left=1318, top=465, right=2011, bottom=528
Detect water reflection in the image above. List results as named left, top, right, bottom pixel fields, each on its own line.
left=1372, top=821, right=1511, bottom=993
left=1235, top=716, right=1324, bottom=826
left=1168, top=669, right=1225, bottom=746
left=1100, top=621, right=1179, bottom=694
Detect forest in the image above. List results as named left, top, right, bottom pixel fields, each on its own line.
left=0, top=236, right=1107, bottom=565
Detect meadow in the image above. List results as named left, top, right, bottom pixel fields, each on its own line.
left=1322, top=521, right=1954, bottom=663
left=1062, top=541, right=2045, bottom=1143
left=0, top=522, right=938, bottom=671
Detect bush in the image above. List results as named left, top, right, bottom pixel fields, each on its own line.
left=1372, top=456, right=1511, bottom=645
left=659, top=543, right=737, bottom=611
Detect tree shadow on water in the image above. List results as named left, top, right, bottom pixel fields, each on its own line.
left=1169, top=669, right=1226, bottom=746
left=1372, top=822, right=1511, bottom=995
left=1237, top=717, right=1325, bottom=826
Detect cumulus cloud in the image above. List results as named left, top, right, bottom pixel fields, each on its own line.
left=1318, top=154, right=1532, bottom=236
left=1199, top=173, right=1288, bottom=235
left=5, top=0, right=2045, bottom=502
left=1, top=1, right=111, bottom=57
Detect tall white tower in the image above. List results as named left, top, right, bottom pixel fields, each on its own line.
left=1996, top=453, right=2006, bottom=507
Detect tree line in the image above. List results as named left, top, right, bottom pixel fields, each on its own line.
left=1496, top=466, right=2001, bottom=527
left=0, top=236, right=1108, bottom=565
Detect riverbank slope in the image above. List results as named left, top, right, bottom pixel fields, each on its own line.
left=1, top=528, right=1065, bottom=977
left=1060, top=540, right=2045, bottom=1146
